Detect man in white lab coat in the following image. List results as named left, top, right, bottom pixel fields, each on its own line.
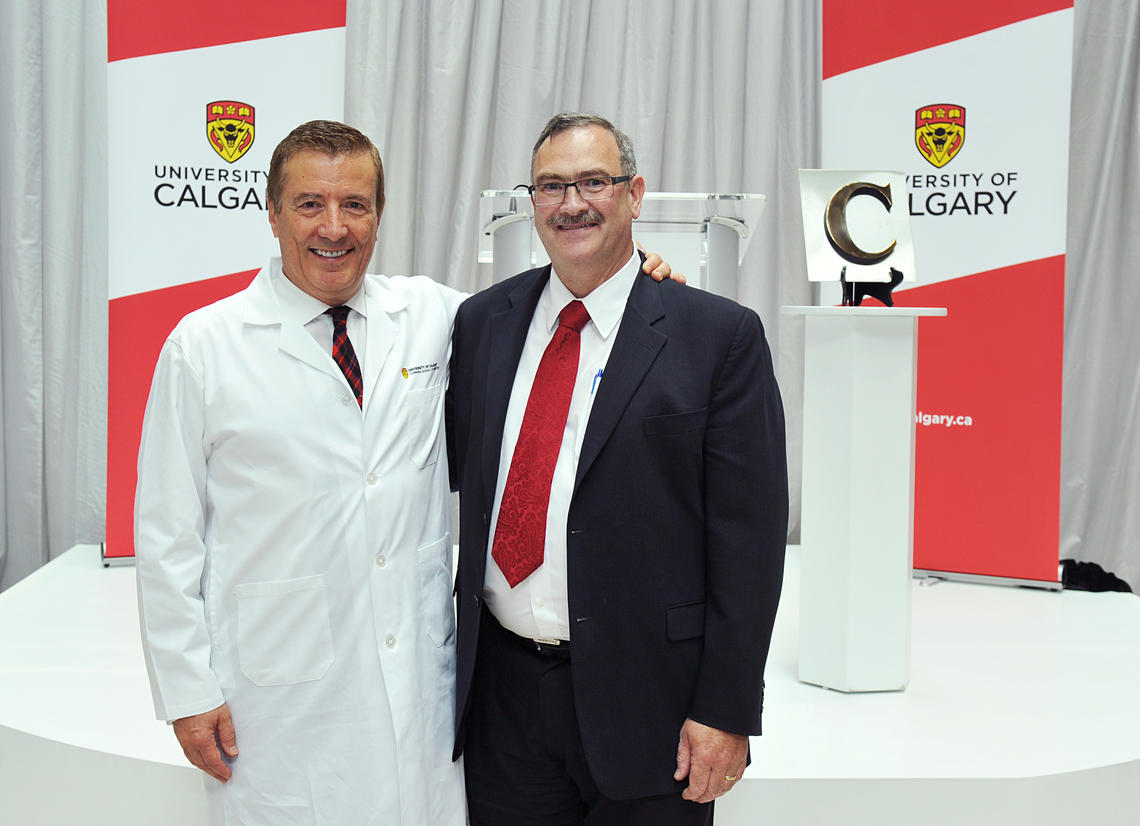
left=135, top=120, right=672, bottom=825
left=135, top=121, right=467, bottom=825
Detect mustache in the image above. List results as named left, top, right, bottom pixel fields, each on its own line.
left=547, top=210, right=603, bottom=228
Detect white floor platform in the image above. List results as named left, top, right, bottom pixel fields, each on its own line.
left=2, top=545, right=1138, bottom=825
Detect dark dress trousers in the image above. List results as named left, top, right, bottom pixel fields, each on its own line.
left=447, top=263, right=789, bottom=801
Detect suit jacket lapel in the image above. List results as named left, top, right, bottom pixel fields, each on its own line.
left=481, top=268, right=550, bottom=511
left=575, top=275, right=666, bottom=491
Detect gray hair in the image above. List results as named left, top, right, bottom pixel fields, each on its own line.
left=530, top=113, right=638, bottom=179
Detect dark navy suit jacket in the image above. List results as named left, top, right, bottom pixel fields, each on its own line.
left=447, top=263, right=788, bottom=800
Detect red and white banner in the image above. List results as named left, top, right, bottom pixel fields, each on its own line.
left=821, top=1, right=1072, bottom=583
left=106, top=1, right=346, bottom=559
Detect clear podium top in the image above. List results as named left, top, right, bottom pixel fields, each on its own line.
left=477, top=190, right=766, bottom=264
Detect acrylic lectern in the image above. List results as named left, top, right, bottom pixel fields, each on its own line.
left=478, top=190, right=765, bottom=297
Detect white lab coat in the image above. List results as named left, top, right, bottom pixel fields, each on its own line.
left=135, top=259, right=467, bottom=825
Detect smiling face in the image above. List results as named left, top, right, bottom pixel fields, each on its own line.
left=531, top=125, right=645, bottom=296
left=268, top=149, right=381, bottom=306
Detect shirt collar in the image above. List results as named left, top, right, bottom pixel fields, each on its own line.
left=545, top=246, right=639, bottom=339
left=271, top=258, right=368, bottom=326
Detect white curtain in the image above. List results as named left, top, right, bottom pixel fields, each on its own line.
left=1062, top=0, right=1140, bottom=589
left=0, top=0, right=106, bottom=592
left=1, top=0, right=1137, bottom=593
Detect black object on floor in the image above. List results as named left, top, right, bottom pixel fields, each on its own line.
left=1060, top=559, right=1133, bottom=593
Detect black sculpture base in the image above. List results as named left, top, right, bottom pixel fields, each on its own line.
left=841, top=266, right=904, bottom=307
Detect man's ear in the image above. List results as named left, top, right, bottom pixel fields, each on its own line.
left=629, top=175, right=646, bottom=220
left=268, top=200, right=280, bottom=238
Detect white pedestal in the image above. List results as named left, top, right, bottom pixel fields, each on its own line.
left=783, top=305, right=946, bottom=692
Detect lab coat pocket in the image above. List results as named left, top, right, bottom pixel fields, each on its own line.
left=405, top=383, right=444, bottom=469
left=417, top=536, right=456, bottom=647
left=235, top=574, right=335, bottom=686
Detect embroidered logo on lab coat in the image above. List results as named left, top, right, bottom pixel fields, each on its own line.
left=402, top=363, right=439, bottom=378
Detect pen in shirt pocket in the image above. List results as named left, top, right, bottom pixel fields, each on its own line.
left=591, top=368, right=604, bottom=395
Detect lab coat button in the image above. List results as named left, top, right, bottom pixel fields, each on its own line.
left=375, top=554, right=387, bottom=568
left=385, top=634, right=397, bottom=649
left=341, top=393, right=354, bottom=406
left=366, top=472, right=378, bottom=485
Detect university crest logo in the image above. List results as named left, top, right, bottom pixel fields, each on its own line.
left=915, top=104, right=965, bottom=168
left=206, top=101, right=255, bottom=163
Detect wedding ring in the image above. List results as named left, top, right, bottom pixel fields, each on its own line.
left=724, top=774, right=738, bottom=782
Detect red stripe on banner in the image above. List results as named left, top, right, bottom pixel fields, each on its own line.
left=107, top=0, right=345, bottom=62
left=892, top=256, right=1064, bottom=583
left=105, top=269, right=258, bottom=558
left=822, top=0, right=1072, bottom=79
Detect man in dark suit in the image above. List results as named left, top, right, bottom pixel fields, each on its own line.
left=448, top=113, right=788, bottom=825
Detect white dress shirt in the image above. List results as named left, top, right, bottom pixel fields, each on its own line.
left=485, top=247, right=641, bottom=641
left=274, top=269, right=369, bottom=379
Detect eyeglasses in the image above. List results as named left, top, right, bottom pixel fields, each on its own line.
left=525, top=175, right=633, bottom=206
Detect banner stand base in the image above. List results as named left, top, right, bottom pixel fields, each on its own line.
left=100, top=542, right=136, bottom=569
left=915, top=568, right=1062, bottom=592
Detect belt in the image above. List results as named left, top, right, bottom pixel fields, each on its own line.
left=483, top=604, right=571, bottom=658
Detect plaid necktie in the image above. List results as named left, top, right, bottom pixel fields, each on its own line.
left=326, top=305, right=362, bottom=407
left=492, top=300, right=591, bottom=587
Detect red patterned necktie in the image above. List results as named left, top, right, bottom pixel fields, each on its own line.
left=493, top=300, right=591, bottom=588
left=326, top=305, right=363, bottom=407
